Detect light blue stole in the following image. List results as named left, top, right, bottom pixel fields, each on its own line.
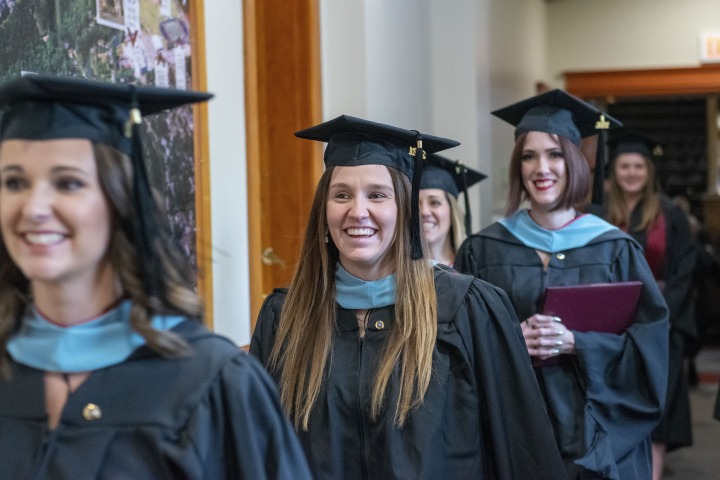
left=335, top=264, right=396, bottom=309
left=498, top=209, right=617, bottom=253
left=6, top=300, right=185, bottom=373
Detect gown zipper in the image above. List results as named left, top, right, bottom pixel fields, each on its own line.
left=357, top=308, right=373, bottom=480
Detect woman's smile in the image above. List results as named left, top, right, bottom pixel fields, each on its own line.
left=326, top=164, right=397, bottom=281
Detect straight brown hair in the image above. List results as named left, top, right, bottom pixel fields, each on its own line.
left=505, top=132, right=590, bottom=217
left=0, top=143, right=201, bottom=376
left=606, top=153, right=660, bottom=231
left=269, top=166, right=437, bottom=430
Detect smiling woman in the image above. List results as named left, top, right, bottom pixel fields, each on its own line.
left=0, top=140, right=113, bottom=302
left=250, top=115, right=568, bottom=480
left=455, top=90, right=670, bottom=480
left=0, top=75, right=312, bottom=480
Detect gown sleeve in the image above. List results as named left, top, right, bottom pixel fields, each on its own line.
left=572, top=239, right=669, bottom=475
left=456, top=278, right=569, bottom=480
left=663, top=201, right=697, bottom=339
left=454, top=237, right=479, bottom=275
left=249, top=289, right=286, bottom=366
left=201, top=351, right=312, bottom=480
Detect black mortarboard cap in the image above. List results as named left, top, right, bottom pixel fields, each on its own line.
left=295, top=115, right=460, bottom=260
left=0, top=75, right=213, bottom=299
left=611, top=133, right=659, bottom=159
left=491, top=89, right=622, bottom=205
left=420, top=154, right=486, bottom=232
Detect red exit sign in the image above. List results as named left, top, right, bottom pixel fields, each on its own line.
left=700, top=33, right=720, bottom=63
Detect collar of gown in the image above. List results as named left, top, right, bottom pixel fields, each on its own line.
left=6, top=300, right=185, bottom=373
left=498, top=209, right=617, bottom=253
left=335, top=264, right=396, bottom=309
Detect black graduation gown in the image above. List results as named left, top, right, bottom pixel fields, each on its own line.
left=250, top=266, right=568, bottom=480
left=0, top=320, right=313, bottom=480
left=455, top=223, right=669, bottom=480
left=588, top=198, right=695, bottom=450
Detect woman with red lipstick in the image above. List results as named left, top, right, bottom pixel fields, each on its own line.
left=250, top=115, right=568, bottom=480
left=0, top=76, right=311, bottom=479
left=455, top=90, right=669, bottom=480
left=593, top=135, right=696, bottom=480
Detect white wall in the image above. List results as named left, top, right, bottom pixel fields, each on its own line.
left=487, top=0, right=548, bottom=215
left=204, top=1, right=251, bottom=344
left=547, top=0, right=720, bottom=83
left=320, top=0, right=494, bottom=228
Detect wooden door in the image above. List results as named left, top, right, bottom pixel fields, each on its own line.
left=244, top=0, right=323, bottom=333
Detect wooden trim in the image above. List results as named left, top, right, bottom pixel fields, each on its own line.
left=190, top=0, right=213, bottom=328
left=565, top=64, right=720, bottom=99
left=309, top=0, right=324, bottom=180
left=243, top=0, right=264, bottom=328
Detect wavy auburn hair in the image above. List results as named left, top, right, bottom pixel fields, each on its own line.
left=269, top=165, right=437, bottom=430
left=505, top=132, right=590, bottom=216
left=0, top=143, right=202, bottom=377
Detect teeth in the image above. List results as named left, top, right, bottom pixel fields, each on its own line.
left=25, top=233, right=64, bottom=245
left=535, top=180, right=553, bottom=188
left=347, top=228, right=375, bottom=236
left=423, top=222, right=435, bottom=230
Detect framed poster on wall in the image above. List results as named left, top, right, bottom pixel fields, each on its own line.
left=0, top=0, right=212, bottom=324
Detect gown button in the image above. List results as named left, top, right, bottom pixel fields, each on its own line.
left=83, top=403, right=102, bottom=421
left=375, top=321, right=385, bottom=330
left=556, top=253, right=565, bottom=260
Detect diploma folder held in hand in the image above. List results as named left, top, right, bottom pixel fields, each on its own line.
left=541, top=281, right=643, bottom=334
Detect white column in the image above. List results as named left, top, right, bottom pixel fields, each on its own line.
left=204, top=0, right=251, bottom=344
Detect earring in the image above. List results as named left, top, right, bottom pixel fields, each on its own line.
left=325, top=226, right=329, bottom=243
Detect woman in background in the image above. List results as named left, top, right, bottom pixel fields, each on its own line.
left=455, top=90, right=669, bottom=480
left=596, top=135, right=695, bottom=480
left=0, top=75, right=311, bottom=479
left=419, top=154, right=485, bottom=267
left=251, top=115, right=567, bottom=480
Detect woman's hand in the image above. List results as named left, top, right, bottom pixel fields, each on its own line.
left=521, top=314, right=575, bottom=360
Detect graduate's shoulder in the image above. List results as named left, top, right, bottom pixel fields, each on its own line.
left=584, top=222, right=642, bottom=250
left=161, top=320, right=268, bottom=385
left=466, top=221, right=522, bottom=246
left=257, top=288, right=288, bottom=327
left=433, top=265, right=511, bottom=324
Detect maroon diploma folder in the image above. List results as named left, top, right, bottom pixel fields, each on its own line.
left=541, top=281, right=643, bottom=334
left=531, top=281, right=643, bottom=368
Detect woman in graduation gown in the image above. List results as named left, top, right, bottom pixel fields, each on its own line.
left=454, top=91, right=670, bottom=480
left=419, top=154, right=485, bottom=267
left=589, top=135, right=695, bottom=479
left=250, top=115, right=568, bottom=480
left=0, top=75, right=311, bottom=480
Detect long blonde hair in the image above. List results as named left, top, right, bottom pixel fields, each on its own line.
left=606, top=153, right=660, bottom=231
left=0, top=144, right=201, bottom=377
left=447, top=193, right=467, bottom=254
left=269, top=166, right=437, bottom=430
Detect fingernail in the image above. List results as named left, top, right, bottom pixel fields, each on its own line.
left=553, top=316, right=562, bottom=322
left=555, top=341, right=564, bottom=346
left=556, top=330, right=564, bottom=336
left=552, top=349, right=560, bottom=354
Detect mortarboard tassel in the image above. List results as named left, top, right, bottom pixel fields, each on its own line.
left=457, top=161, right=472, bottom=233
left=128, top=87, right=162, bottom=299
left=592, top=115, right=610, bottom=205
left=410, top=132, right=424, bottom=260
